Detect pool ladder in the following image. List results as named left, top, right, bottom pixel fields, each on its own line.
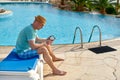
left=72, top=27, right=83, bottom=48
left=88, top=25, right=102, bottom=47
left=72, top=25, right=102, bottom=48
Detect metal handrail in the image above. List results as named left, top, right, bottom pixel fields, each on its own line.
left=88, top=25, right=102, bottom=47
left=72, top=27, right=83, bottom=48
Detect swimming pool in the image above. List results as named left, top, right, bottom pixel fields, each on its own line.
left=0, top=2, right=120, bottom=46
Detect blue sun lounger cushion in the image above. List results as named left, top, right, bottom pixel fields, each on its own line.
left=0, top=49, right=39, bottom=72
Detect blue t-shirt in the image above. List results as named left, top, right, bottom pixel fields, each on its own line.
left=15, top=24, right=38, bottom=53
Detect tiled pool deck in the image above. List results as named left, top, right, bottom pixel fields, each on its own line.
left=0, top=38, right=120, bottom=80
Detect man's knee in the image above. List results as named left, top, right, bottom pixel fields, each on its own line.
left=37, top=46, right=48, bottom=54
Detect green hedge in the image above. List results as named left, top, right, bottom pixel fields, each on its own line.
left=106, top=5, right=116, bottom=14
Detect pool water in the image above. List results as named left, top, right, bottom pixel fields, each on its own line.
left=0, top=2, right=120, bottom=46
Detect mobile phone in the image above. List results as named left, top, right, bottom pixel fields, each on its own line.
left=47, top=35, right=56, bottom=41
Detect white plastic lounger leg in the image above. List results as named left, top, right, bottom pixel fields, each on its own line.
left=37, top=54, right=44, bottom=80
left=36, top=61, right=43, bottom=80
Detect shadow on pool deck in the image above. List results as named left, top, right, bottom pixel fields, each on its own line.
left=0, top=38, right=120, bottom=80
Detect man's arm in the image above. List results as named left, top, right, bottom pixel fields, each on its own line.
left=29, top=40, right=46, bottom=49
left=35, top=36, right=47, bottom=43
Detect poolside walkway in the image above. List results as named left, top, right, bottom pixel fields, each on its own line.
left=0, top=38, right=120, bottom=80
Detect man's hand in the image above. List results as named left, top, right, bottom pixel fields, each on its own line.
left=46, top=39, right=53, bottom=45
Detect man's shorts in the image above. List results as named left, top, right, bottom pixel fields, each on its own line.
left=17, top=49, right=39, bottom=59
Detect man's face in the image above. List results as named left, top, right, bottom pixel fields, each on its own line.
left=36, top=21, right=45, bottom=30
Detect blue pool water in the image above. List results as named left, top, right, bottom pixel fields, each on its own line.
left=0, top=2, right=120, bottom=46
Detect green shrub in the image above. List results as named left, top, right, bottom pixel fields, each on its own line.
left=106, top=6, right=116, bottom=14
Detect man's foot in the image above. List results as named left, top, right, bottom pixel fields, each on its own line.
left=53, top=57, right=64, bottom=62
left=53, top=70, right=67, bottom=76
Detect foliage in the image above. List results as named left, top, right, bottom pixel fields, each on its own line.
left=61, top=0, right=65, bottom=5
left=62, top=0, right=119, bottom=15
left=70, top=0, right=89, bottom=11
left=106, top=5, right=117, bottom=14
left=92, top=0, right=110, bottom=14
left=86, top=0, right=96, bottom=11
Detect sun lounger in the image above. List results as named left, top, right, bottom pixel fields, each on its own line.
left=0, top=49, right=43, bottom=80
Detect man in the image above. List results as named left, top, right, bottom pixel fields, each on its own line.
left=15, top=15, right=67, bottom=75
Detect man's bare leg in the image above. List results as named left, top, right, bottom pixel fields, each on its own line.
left=37, top=47, right=66, bottom=75
left=46, top=45, right=64, bottom=62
